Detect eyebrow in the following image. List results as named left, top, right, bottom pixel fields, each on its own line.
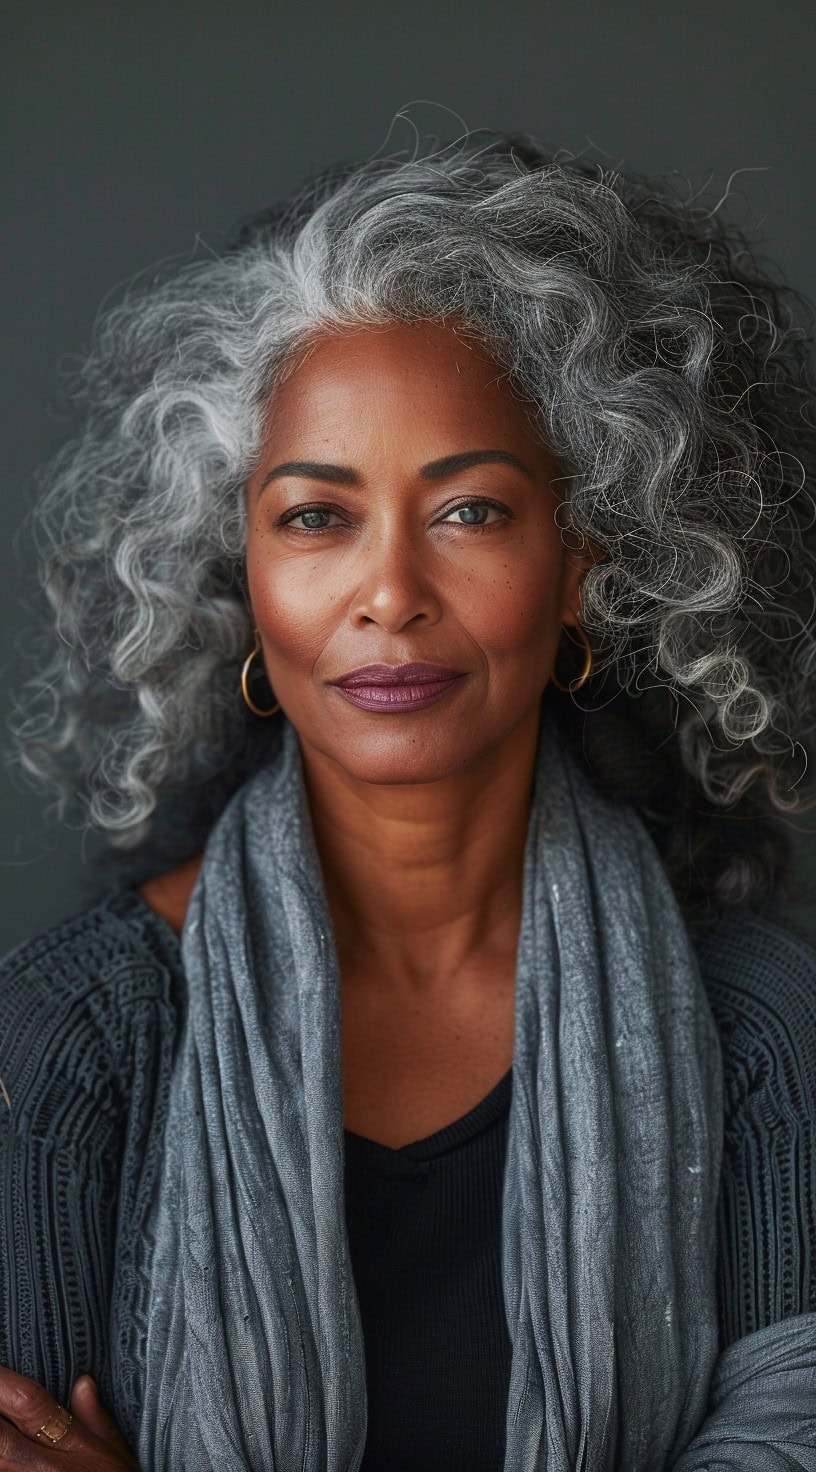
left=258, top=448, right=535, bottom=491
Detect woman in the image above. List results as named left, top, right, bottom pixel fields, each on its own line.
left=1, top=132, right=816, bottom=1471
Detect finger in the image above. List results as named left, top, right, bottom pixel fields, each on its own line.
left=0, top=1366, right=97, bottom=1460
left=0, top=1410, right=62, bottom=1467
left=70, top=1379, right=137, bottom=1466
left=70, top=1377, right=111, bottom=1439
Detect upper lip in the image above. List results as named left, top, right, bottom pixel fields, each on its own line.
left=331, top=662, right=464, bottom=688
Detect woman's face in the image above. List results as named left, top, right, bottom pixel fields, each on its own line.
left=245, top=319, right=596, bottom=786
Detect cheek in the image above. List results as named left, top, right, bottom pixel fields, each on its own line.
left=246, top=534, right=341, bottom=667
left=456, top=552, right=561, bottom=656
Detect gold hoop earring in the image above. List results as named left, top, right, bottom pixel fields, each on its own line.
left=550, top=622, right=593, bottom=693
left=241, top=633, right=281, bottom=717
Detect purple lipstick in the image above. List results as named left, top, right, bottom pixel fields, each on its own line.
left=329, top=662, right=465, bottom=712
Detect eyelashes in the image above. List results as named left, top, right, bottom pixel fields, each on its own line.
left=277, top=497, right=513, bottom=535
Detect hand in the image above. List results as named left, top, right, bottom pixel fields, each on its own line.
left=0, top=1366, right=138, bottom=1469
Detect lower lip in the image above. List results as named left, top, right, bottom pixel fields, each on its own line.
left=332, top=677, right=464, bottom=712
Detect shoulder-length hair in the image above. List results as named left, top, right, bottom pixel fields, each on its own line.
left=9, top=131, right=816, bottom=931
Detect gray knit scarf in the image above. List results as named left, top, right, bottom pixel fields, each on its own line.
left=136, top=705, right=816, bottom=1470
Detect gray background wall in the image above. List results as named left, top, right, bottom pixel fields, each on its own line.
left=3, top=0, right=816, bottom=953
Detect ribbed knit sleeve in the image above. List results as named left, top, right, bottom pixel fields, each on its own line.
left=695, top=909, right=816, bottom=1349
left=0, top=891, right=184, bottom=1432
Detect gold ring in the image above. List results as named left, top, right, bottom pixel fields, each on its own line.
left=36, top=1406, right=72, bottom=1443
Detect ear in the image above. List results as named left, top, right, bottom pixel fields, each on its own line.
left=560, top=530, right=607, bottom=626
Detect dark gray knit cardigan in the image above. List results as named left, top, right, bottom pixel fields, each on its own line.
left=1, top=888, right=815, bottom=1458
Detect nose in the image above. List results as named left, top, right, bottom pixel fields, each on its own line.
left=348, top=527, right=443, bottom=634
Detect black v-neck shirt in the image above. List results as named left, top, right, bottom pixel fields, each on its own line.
left=343, top=1068, right=514, bottom=1472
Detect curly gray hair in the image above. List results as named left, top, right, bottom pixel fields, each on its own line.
left=9, top=131, right=816, bottom=925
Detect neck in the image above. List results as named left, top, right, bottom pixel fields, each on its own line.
left=299, top=706, right=541, bottom=993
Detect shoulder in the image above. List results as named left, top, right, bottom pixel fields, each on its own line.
left=0, top=888, right=185, bottom=1128
left=693, top=904, right=816, bottom=995
left=694, top=907, right=816, bottom=1136
left=693, top=907, right=816, bottom=1122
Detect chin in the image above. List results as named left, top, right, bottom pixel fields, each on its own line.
left=310, top=725, right=485, bottom=787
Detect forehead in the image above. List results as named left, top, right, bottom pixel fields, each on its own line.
left=261, top=320, right=539, bottom=446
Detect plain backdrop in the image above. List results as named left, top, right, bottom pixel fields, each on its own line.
left=3, top=0, right=816, bottom=953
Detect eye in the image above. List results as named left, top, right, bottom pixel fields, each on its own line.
left=279, top=505, right=343, bottom=532
left=439, top=498, right=510, bottom=527
left=278, top=496, right=512, bottom=534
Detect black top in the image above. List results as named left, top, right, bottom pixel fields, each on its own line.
left=343, top=1069, right=514, bottom=1472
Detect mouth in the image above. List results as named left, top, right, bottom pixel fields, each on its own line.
left=332, top=662, right=464, bottom=688
left=328, top=662, right=466, bottom=713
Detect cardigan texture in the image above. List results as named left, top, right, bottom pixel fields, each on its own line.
left=1, top=886, right=815, bottom=1460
